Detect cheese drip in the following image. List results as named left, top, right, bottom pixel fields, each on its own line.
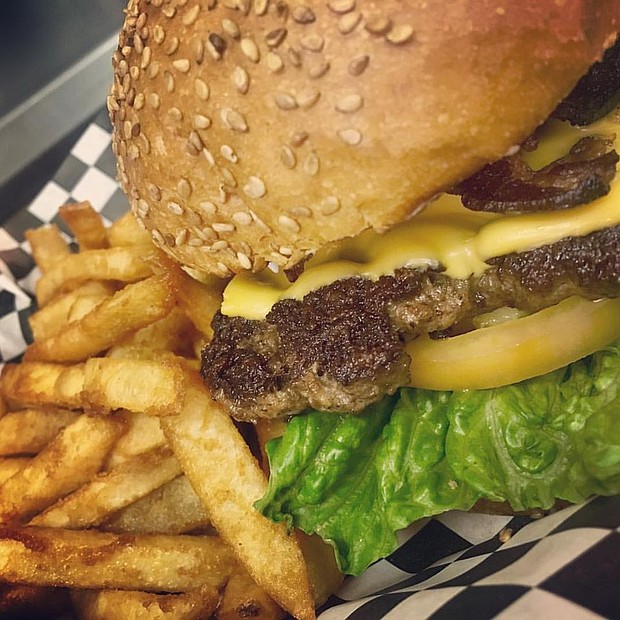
left=223, top=113, right=620, bottom=320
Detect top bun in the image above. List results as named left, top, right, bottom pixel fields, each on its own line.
left=110, top=0, right=620, bottom=276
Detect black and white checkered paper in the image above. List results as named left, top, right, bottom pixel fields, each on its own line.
left=1, top=109, right=618, bottom=620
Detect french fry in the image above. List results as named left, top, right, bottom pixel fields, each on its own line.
left=35, top=246, right=154, bottom=307
left=31, top=446, right=182, bottom=529
left=72, top=587, right=220, bottom=620
left=0, top=408, right=79, bottom=456
left=105, top=412, right=166, bottom=469
left=158, top=258, right=225, bottom=340
left=59, top=201, right=109, bottom=250
left=0, top=527, right=236, bottom=593
left=29, top=281, right=116, bottom=341
left=25, top=224, right=70, bottom=272
left=82, top=358, right=185, bottom=416
left=1, top=359, right=185, bottom=416
left=25, top=276, right=177, bottom=362
left=107, top=210, right=153, bottom=247
left=218, top=570, right=286, bottom=620
left=0, top=459, right=30, bottom=484
left=161, top=381, right=315, bottom=620
left=0, top=414, right=125, bottom=524
left=103, top=475, right=209, bottom=535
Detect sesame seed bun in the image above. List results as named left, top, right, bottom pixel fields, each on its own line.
left=110, top=0, right=620, bottom=276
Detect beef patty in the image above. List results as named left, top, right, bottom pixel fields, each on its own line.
left=201, top=226, right=620, bottom=421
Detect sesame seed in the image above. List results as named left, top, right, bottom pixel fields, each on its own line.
left=147, top=92, right=161, bottom=108
left=165, top=37, right=180, bottom=55
left=123, top=120, right=133, bottom=139
left=301, top=34, right=324, bottom=52
left=237, top=0, right=251, bottom=15
left=208, top=33, right=227, bottom=58
left=290, top=205, right=311, bottom=217
left=338, top=128, right=362, bottom=145
left=140, top=134, right=151, bottom=154
left=243, top=176, right=267, bottom=198
left=304, top=152, right=320, bottom=176
left=265, top=28, right=287, bottom=48
left=134, top=35, right=144, bottom=55
left=192, top=37, right=205, bottom=64
left=199, top=201, right=217, bottom=214
left=232, top=211, right=253, bottom=225
left=174, top=229, right=189, bottom=246
left=254, top=0, right=269, bottom=15
left=498, top=527, right=513, bottom=543
left=173, top=58, right=191, bottom=73
left=222, top=18, right=241, bottom=39
left=279, top=246, right=293, bottom=256
left=336, top=93, right=363, bottom=113
left=320, top=196, right=341, bottom=215
left=212, top=222, right=236, bottom=233
left=137, top=199, right=150, bottom=217
left=348, top=55, right=369, bottom=76
left=136, top=11, right=147, bottom=29
left=153, top=25, right=165, bottom=44
left=147, top=183, right=161, bottom=201
left=212, top=241, right=229, bottom=251
left=237, top=252, right=252, bottom=269
left=365, top=16, right=392, bottom=35
left=141, top=46, right=152, bottom=69
left=328, top=0, right=355, bottom=13
left=292, top=6, right=316, bottom=23
left=222, top=167, right=237, bottom=187
left=278, top=214, right=301, bottom=232
left=221, top=144, right=239, bottom=163
left=178, top=178, right=192, bottom=198
left=168, top=202, right=184, bottom=215
left=162, top=5, right=176, bottom=18
left=308, top=61, right=330, bottom=79
left=128, top=144, right=140, bottom=160
left=203, top=148, right=216, bottom=166
left=194, top=78, right=210, bottom=100
left=290, top=131, right=309, bottom=147
left=152, top=229, right=165, bottom=245
left=183, top=4, right=201, bottom=25
left=275, top=93, right=298, bottom=110
left=232, top=66, right=250, bottom=94
left=288, top=47, right=302, bottom=67
left=267, top=51, right=284, bottom=72
left=130, top=65, right=140, bottom=80
left=241, top=38, right=260, bottom=63
left=297, top=88, right=320, bottom=108
left=338, top=12, right=361, bottom=34
left=147, top=61, right=160, bottom=78
left=280, top=146, right=296, bottom=169
left=188, top=237, right=203, bottom=247
left=387, top=24, right=414, bottom=45
left=168, top=107, right=183, bottom=122
left=193, top=114, right=212, bottom=129
left=221, top=107, right=249, bottom=132
left=164, top=71, right=175, bottom=92
left=188, top=130, right=204, bottom=150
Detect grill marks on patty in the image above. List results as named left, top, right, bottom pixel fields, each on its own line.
left=201, top=226, right=620, bottom=421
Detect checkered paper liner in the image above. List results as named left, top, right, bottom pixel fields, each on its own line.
left=0, top=109, right=619, bottom=619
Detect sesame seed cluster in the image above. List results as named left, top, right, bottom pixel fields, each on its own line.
left=109, top=0, right=616, bottom=276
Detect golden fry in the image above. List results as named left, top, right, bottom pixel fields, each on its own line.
left=161, top=382, right=315, bottom=620
left=0, top=414, right=125, bottom=524
left=25, top=224, right=70, bottom=272
left=29, top=281, right=116, bottom=341
left=105, top=412, right=166, bottom=469
left=0, top=459, right=30, bottom=485
left=0, top=408, right=79, bottom=456
left=0, top=527, right=236, bottom=592
left=72, top=587, right=220, bottom=620
left=59, top=201, right=109, bottom=250
left=218, top=570, right=286, bottom=620
left=103, top=475, right=209, bottom=535
left=26, top=276, right=176, bottom=362
left=107, top=210, right=153, bottom=247
left=35, top=246, right=153, bottom=307
left=31, top=445, right=182, bottom=529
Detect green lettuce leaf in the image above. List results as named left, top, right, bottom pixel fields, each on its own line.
left=256, top=342, right=620, bottom=575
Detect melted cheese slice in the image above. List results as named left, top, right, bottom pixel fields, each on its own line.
left=224, top=113, right=620, bottom=320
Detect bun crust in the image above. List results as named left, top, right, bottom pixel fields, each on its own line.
left=110, top=0, right=620, bottom=276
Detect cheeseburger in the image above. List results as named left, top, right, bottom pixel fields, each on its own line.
left=110, top=0, right=620, bottom=574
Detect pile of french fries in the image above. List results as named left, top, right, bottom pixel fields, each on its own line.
left=0, top=202, right=342, bottom=619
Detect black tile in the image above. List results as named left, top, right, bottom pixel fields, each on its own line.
left=0, top=290, right=16, bottom=316
left=430, top=542, right=537, bottom=588
left=95, top=145, right=118, bottom=180
left=372, top=564, right=447, bottom=596
left=550, top=496, right=620, bottom=534
left=1, top=208, right=46, bottom=244
left=0, top=247, right=35, bottom=281
left=427, top=585, right=529, bottom=620
left=540, top=532, right=620, bottom=618
left=53, top=154, right=89, bottom=193
left=387, top=519, right=472, bottom=574
left=100, top=187, right=130, bottom=222
left=346, top=592, right=413, bottom=620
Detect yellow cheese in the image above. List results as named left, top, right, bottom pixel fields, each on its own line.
left=223, top=113, right=620, bottom=320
